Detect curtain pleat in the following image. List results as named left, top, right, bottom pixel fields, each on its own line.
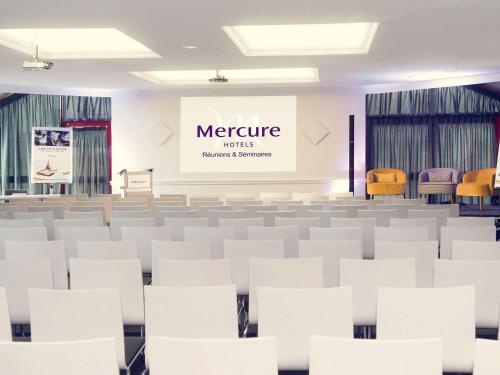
left=63, top=96, right=111, bottom=121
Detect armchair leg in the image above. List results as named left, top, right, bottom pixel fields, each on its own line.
left=480, top=196, right=484, bottom=211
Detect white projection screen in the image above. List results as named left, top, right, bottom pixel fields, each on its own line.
left=180, top=96, right=296, bottom=173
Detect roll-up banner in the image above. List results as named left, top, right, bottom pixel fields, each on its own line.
left=31, top=127, right=73, bottom=184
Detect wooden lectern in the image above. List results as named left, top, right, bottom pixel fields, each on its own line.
left=119, top=168, right=154, bottom=197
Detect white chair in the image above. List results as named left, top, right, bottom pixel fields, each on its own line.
left=310, top=227, right=362, bottom=244
left=121, top=226, right=173, bottom=273
left=0, top=205, right=23, bottom=219
left=247, top=226, right=299, bottom=258
left=0, top=227, right=47, bottom=259
left=447, top=217, right=495, bottom=227
left=144, top=285, right=238, bottom=341
left=257, top=210, right=296, bottom=227
left=258, top=287, right=353, bottom=370
left=415, top=204, right=459, bottom=217
left=0, top=218, right=44, bottom=227
left=219, top=217, right=264, bottom=239
left=198, top=205, right=234, bottom=216
left=184, top=226, right=236, bottom=259
left=111, top=211, right=153, bottom=219
left=148, top=336, right=277, bottom=375
left=434, top=259, right=500, bottom=329
left=153, top=205, right=191, bottom=214
left=54, top=218, right=101, bottom=239
left=206, top=210, right=248, bottom=226
left=374, top=226, right=429, bottom=242
left=328, top=204, right=368, bottom=218
left=292, top=193, right=328, bottom=203
left=309, top=336, right=442, bottom=375
left=112, top=206, right=149, bottom=212
left=151, top=240, right=211, bottom=285
left=452, top=240, right=500, bottom=260
left=330, top=217, right=376, bottom=259
left=357, top=209, right=404, bottom=226
left=164, top=217, right=209, bottom=240
left=13, top=211, right=55, bottom=239
left=260, top=192, right=291, bottom=203
left=59, top=227, right=110, bottom=267
left=408, top=209, right=449, bottom=240
left=390, top=217, right=437, bottom=241
left=286, top=204, right=323, bottom=216
left=0, top=259, right=53, bottom=324
left=70, top=259, right=144, bottom=325
left=0, top=213, right=6, bottom=220
left=377, top=286, right=476, bottom=373
left=70, top=205, right=106, bottom=223
left=339, top=258, right=416, bottom=326
left=0, top=288, right=11, bottom=341
left=28, top=288, right=127, bottom=370
left=191, top=201, right=225, bottom=209
left=157, top=259, right=232, bottom=287
left=274, top=217, right=320, bottom=240
left=374, top=203, right=413, bottom=215
left=0, top=338, right=120, bottom=375
left=299, top=240, right=362, bottom=287
left=304, top=210, right=349, bottom=227
left=224, top=240, right=285, bottom=294
left=64, top=210, right=104, bottom=225
left=77, top=240, right=138, bottom=259
left=157, top=211, right=202, bottom=225
left=391, top=197, right=426, bottom=205
left=227, top=200, right=263, bottom=209
left=474, top=339, right=500, bottom=375
left=113, top=201, right=148, bottom=208
left=329, top=192, right=354, bottom=200
left=5, top=241, right=68, bottom=289
left=270, top=201, right=303, bottom=211
left=109, top=217, right=155, bottom=241
left=241, top=205, right=278, bottom=215
left=27, top=205, right=64, bottom=219
left=440, top=226, right=496, bottom=259
left=375, top=241, right=438, bottom=287
left=248, top=257, right=323, bottom=324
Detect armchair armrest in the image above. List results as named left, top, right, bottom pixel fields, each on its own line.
left=395, top=170, right=407, bottom=184
left=462, top=171, right=477, bottom=183
left=451, top=169, right=460, bottom=184
left=366, top=170, right=375, bottom=184
left=418, top=170, right=429, bottom=183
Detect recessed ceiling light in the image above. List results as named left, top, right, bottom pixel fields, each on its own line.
left=222, top=23, right=378, bottom=56
left=129, top=68, right=319, bottom=85
left=398, top=70, right=479, bottom=81
left=0, top=28, right=160, bottom=59
left=182, top=45, right=198, bottom=49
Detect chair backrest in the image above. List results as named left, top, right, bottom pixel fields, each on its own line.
left=54, top=218, right=101, bottom=239
left=219, top=217, right=264, bottom=239
left=248, top=257, right=323, bottom=324
left=304, top=210, right=349, bottom=227
left=76, top=240, right=138, bottom=260
left=157, top=210, right=201, bottom=225
left=330, top=217, right=377, bottom=258
left=390, top=217, right=437, bottom=241
left=447, top=217, right=495, bottom=227
left=357, top=209, right=404, bottom=226
left=408, top=209, right=449, bottom=240
left=29, top=288, right=126, bottom=368
left=275, top=217, right=321, bottom=240
left=340, top=258, right=416, bottom=326
left=241, top=205, right=278, bottom=215
left=299, top=240, right=362, bottom=287
left=286, top=204, right=323, bottom=216
left=27, top=205, right=64, bottom=219
left=207, top=210, right=250, bottom=226
left=0, top=218, right=44, bottom=227
left=374, top=241, right=438, bottom=287
left=223, top=239, right=285, bottom=294
left=247, top=226, right=299, bottom=258
left=144, top=284, right=238, bottom=340
left=227, top=200, right=263, bottom=209
left=309, top=336, right=442, bottom=375
left=109, top=217, right=155, bottom=240
left=258, top=287, right=353, bottom=370
left=153, top=205, right=190, bottom=213
left=452, top=240, right=500, bottom=260
left=59, top=227, right=110, bottom=267
left=0, top=338, right=120, bottom=375
left=121, top=226, right=173, bottom=273
left=164, top=217, right=209, bottom=240
left=70, top=259, right=144, bottom=325
left=0, top=259, right=53, bottom=324
left=440, top=226, right=496, bottom=259
left=64, top=211, right=104, bottom=225
left=183, top=226, right=236, bottom=259
left=474, top=339, right=500, bottom=375
left=328, top=204, right=368, bottom=218
left=151, top=240, right=211, bottom=285
left=270, top=201, right=303, bottom=211
left=374, top=204, right=413, bottom=216
left=5, top=240, right=68, bottom=289
left=13, top=211, right=55, bottom=239
left=0, top=287, right=11, bottom=341
left=391, top=197, right=426, bottom=205
left=111, top=210, right=152, bottom=220
left=157, top=259, right=232, bottom=287
left=434, top=259, right=500, bottom=329
left=0, top=227, right=48, bottom=258
left=374, top=226, right=429, bottom=242
left=112, top=205, right=149, bottom=212
left=257, top=210, right=297, bottom=226
left=148, top=336, right=277, bottom=375
left=310, top=227, right=362, bottom=244
left=377, top=286, right=476, bottom=373
left=197, top=205, right=234, bottom=215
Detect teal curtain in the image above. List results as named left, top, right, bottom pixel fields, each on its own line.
left=369, top=118, right=430, bottom=198
left=63, top=96, right=111, bottom=121
left=70, top=128, right=109, bottom=196
left=0, top=94, right=61, bottom=194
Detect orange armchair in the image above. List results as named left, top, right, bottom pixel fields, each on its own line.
left=456, top=168, right=497, bottom=210
left=367, top=168, right=407, bottom=198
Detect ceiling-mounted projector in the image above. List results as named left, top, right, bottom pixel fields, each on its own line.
left=22, top=45, right=53, bottom=71
left=209, top=70, right=228, bottom=83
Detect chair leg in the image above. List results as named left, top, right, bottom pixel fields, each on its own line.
left=480, top=196, right=484, bottom=211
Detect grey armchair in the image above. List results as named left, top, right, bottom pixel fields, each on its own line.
left=418, top=168, right=460, bottom=202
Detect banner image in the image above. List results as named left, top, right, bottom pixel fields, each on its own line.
left=180, top=96, right=297, bottom=173
left=31, top=127, right=73, bottom=183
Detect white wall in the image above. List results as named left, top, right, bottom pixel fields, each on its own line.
left=111, top=88, right=366, bottom=196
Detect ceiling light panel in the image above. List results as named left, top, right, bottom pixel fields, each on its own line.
left=130, top=68, right=319, bottom=85
left=0, top=28, right=160, bottom=59
left=222, top=23, right=379, bottom=56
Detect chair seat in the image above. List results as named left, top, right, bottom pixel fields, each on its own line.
left=367, top=183, right=406, bottom=195
left=420, top=182, right=456, bottom=185
left=457, top=182, right=492, bottom=197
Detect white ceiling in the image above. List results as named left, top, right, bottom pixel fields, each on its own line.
left=0, top=0, right=499, bottom=91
